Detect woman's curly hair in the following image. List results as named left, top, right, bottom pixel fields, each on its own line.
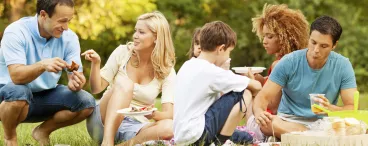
left=252, top=4, right=309, bottom=58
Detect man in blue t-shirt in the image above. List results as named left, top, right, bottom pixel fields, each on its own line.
left=0, top=0, right=95, bottom=145
left=253, top=16, right=357, bottom=139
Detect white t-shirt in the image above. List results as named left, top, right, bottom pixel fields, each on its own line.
left=173, top=58, right=250, bottom=145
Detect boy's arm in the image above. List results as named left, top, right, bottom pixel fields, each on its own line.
left=148, top=103, right=173, bottom=121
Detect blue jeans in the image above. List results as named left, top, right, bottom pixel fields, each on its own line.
left=0, top=83, right=95, bottom=122
left=193, top=91, right=253, bottom=145
left=86, top=104, right=147, bottom=144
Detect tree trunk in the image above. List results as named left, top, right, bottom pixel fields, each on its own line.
left=1, top=0, right=26, bottom=40
left=5, top=0, right=26, bottom=22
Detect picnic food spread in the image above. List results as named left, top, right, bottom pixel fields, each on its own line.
left=67, top=61, right=79, bottom=72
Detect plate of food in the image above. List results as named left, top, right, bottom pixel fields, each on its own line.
left=232, top=67, right=266, bottom=74
left=117, top=106, right=157, bottom=116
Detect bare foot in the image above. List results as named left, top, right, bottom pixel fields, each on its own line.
left=4, top=138, right=18, bottom=146
left=32, top=126, right=50, bottom=146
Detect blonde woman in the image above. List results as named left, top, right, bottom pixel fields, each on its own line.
left=83, top=11, right=176, bottom=146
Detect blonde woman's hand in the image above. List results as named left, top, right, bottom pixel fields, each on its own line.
left=144, top=111, right=156, bottom=119
left=81, top=49, right=101, bottom=64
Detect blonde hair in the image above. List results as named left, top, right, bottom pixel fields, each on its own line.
left=128, top=11, right=176, bottom=80
left=252, top=4, right=309, bottom=58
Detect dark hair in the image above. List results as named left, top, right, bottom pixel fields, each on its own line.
left=200, top=21, right=237, bottom=52
left=310, top=16, right=342, bottom=45
left=187, top=27, right=201, bottom=59
left=37, top=0, right=74, bottom=17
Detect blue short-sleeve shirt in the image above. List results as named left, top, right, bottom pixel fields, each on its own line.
left=0, top=15, right=83, bottom=92
left=269, top=49, right=356, bottom=118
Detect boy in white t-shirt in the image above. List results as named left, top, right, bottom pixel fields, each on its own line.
left=173, top=21, right=262, bottom=145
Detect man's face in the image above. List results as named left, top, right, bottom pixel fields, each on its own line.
left=307, top=30, right=336, bottom=61
left=41, top=4, right=74, bottom=38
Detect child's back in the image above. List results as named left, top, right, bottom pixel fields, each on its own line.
left=173, top=21, right=261, bottom=146
left=174, top=58, right=250, bottom=144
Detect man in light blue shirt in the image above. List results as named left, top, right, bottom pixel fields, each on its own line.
left=253, top=16, right=357, bottom=139
left=0, top=0, right=95, bottom=145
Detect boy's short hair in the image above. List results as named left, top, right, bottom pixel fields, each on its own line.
left=200, top=21, right=237, bottom=52
left=310, top=16, right=342, bottom=45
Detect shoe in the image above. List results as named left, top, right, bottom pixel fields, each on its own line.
left=229, top=129, right=253, bottom=145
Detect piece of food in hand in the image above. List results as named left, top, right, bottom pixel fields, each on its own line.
left=67, top=61, right=79, bottom=72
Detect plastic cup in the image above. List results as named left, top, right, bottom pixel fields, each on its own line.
left=310, top=94, right=325, bottom=113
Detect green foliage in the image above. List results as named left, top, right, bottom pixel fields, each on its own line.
left=157, top=0, right=368, bottom=92
left=0, top=0, right=367, bottom=93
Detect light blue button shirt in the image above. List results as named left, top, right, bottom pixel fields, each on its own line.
left=269, top=49, right=356, bottom=118
left=0, top=15, right=83, bottom=92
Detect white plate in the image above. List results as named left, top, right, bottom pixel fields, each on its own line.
left=117, top=108, right=157, bottom=116
left=232, top=67, right=266, bottom=74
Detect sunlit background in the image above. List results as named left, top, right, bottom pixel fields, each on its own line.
left=1, top=0, right=367, bottom=97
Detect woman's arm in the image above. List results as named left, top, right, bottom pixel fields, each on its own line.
left=147, top=103, right=173, bottom=121
left=82, top=49, right=109, bottom=94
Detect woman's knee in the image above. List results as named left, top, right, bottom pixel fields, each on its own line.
left=158, top=120, right=174, bottom=140
left=79, top=107, right=94, bottom=118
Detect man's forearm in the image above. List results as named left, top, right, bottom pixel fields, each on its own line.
left=253, top=93, right=269, bottom=117
left=9, top=62, right=45, bottom=84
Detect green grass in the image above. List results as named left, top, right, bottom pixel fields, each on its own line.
left=0, top=100, right=164, bottom=145
left=1, top=95, right=368, bottom=145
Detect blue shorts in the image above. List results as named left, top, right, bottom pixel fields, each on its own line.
left=194, top=91, right=247, bottom=145
left=0, top=83, right=95, bottom=123
left=86, top=104, right=147, bottom=144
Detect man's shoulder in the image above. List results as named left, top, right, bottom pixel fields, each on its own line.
left=278, top=49, right=307, bottom=66
left=4, top=16, right=33, bottom=34
left=330, top=51, right=349, bottom=61
left=284, top=48, right=307, bottom=59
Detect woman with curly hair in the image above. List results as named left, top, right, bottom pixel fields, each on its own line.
left=252, top=3, right=309, bottom=114
left=83, top=11, right=176, bottom=146
left=242, top=4, right=309, bottom=142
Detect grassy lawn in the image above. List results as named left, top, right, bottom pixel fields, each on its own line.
left=1, top=95, right=368, bottom=145
left=0, top=100, right=164, bottom=145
